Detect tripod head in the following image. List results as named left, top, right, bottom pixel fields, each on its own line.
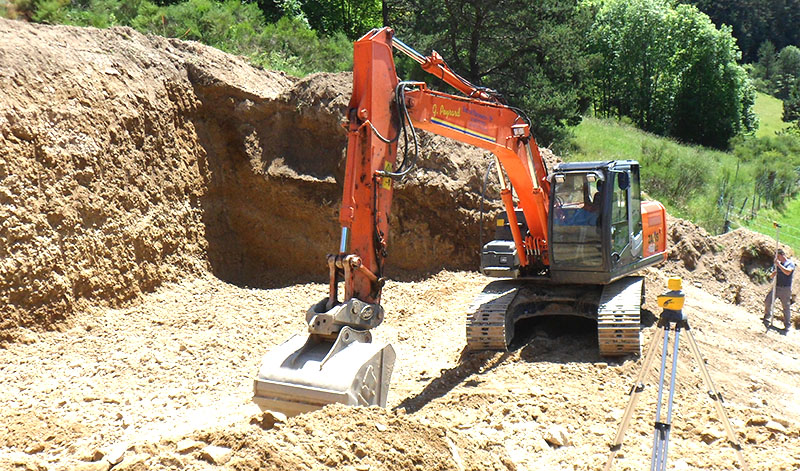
left=657, top=277, right=686, bottom=324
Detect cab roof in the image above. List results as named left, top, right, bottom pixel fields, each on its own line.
left=553, top=160, right=639, bottom=172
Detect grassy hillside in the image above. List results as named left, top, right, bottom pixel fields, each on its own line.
left=566, top=117, right=741, bottom=230
left=739, top=200, right=800, bottom=254
left=754, top=92, right=790, bottom=138
left=567, top=116, right=800, bottom=253
left=565, top=115, right=800, bottom=253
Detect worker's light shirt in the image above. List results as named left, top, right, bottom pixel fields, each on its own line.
left=777, top=259, right=795, bottom=287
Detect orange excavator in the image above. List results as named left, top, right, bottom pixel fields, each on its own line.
left=253, top=28, right=667, bottom=415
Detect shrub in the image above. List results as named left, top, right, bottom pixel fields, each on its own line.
left=18, top=0, right=354, bottom=77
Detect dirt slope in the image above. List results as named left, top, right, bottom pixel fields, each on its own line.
left=663, top=215, right=798, bottom=324
left=3, top=18, right=549, bottom=338
left=2, top=17, right=799, bottom=471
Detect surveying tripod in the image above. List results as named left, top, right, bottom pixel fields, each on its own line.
left=603, top=277, right=750, bottom=471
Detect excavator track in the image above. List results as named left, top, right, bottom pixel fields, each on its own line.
left=465, top=281, right=521, bottom=350
left=597, top=276, right=644, bottom=357
left=467, top=277, right=644, bottom=356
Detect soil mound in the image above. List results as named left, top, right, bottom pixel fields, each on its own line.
left=1, top=19, right=562, bottom=335
left=663, top=215, right=798, bottom=325
left=143, top=405, right=513, bottom=471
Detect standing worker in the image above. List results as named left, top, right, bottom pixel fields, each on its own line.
left=763, top=248, right=795, bottom=334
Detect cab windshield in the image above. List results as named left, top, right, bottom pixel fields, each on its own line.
left=551, top=172, right=603, bottom=267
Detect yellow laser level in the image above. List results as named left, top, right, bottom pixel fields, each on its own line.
left=657, top=277, right=684, bottom=310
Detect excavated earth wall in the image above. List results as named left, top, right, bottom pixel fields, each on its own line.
left=0, top=19, right=520, bottom=336
left=2, top=18, right=792, bottom=339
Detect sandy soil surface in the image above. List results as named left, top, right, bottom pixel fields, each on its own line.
left=1, top=264, right=799, bottom=471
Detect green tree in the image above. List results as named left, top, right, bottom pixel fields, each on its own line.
left=251, top=0, right=304, bottom=23
left=671, top=9, right=757, bottom=148
left=680, top=0, right=800, bottom=63
left=588, top=0, right=676, bottom=132
left=774, top=45, right=800, bottom=101
left=750, top=40, right=777, bottom=92
left=589, top=0, right=756, bottom=148
left=779, top=50, right=800, bottom=126
left=784, top=87, right=800, bottom=124
left=757, top=41, right=777, bottom=80
left=302, top=0, right=382, bottom=39
left=389, top=0, right=593, bottom=148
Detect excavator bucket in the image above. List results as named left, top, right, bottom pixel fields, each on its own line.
left=253, top=322, right=395, bottom=416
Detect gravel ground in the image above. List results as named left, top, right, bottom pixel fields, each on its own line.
left=2, top=267, right=799, bottom=470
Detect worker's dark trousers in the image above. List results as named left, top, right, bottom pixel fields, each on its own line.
left=764, top=286, right=792, bottom=328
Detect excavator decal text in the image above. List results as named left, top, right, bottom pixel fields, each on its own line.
left=463, top=107, right=491, bottom=122
left=431, top=117, right=495, bottom=143
left=430, top=102, right=495, bottom=142
left=432, top=104, right=461, bottom=119
left=647, top=228, right=662, bottom=255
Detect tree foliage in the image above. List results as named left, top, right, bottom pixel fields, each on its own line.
left=588, top=0, right=756, bottom=149
left=679, top=0, right=800, bottom=63
left=774, top=46, right=800, bottom=101
left=245, top=0, right=382, bottom=39
left=753, top=44, right=800, bottom=127
left=302, top=0, right=382, bottom=39
left=388, top=0, right=593, bottom=148
left=784, top=87, right=800, bottom=124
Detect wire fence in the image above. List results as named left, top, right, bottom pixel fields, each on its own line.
left=730, top=213, right=800, bottom=247
left=747, top=213, right=800, bottom=233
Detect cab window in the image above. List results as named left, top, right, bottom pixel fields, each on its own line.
left=551, top=173, right=603, bottom=267
left=611, top=172, right=630, bottom=256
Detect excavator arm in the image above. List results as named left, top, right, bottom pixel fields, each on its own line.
left=402, top=83, right=551, bottom=266
left=336, top=27, right=551, bottom=307
left=254, top=27, right=553, bottom=415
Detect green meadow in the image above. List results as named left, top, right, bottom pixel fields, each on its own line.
left=567, top=113, right=799, bottom=253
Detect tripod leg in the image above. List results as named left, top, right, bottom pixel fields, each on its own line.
left=650, top=324, right=675, bottom=471
left=652, top=326, right=681, bottom=471
left=603, top=326, right=665, bottom=471
left=684, top=327, right=751, bottom=471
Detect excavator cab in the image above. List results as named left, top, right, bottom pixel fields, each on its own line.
left=474, top=161, right=666, bottom=354
left=548, top=160, right=666, bottom=284
left=482, top=160, right=665, bottom=285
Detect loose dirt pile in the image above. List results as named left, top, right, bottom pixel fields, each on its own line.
left=663, top=215, right=798, bottom=325
left=2, top=18, right=799, bottom=471
left=2, top=18, right=549, bottom=338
